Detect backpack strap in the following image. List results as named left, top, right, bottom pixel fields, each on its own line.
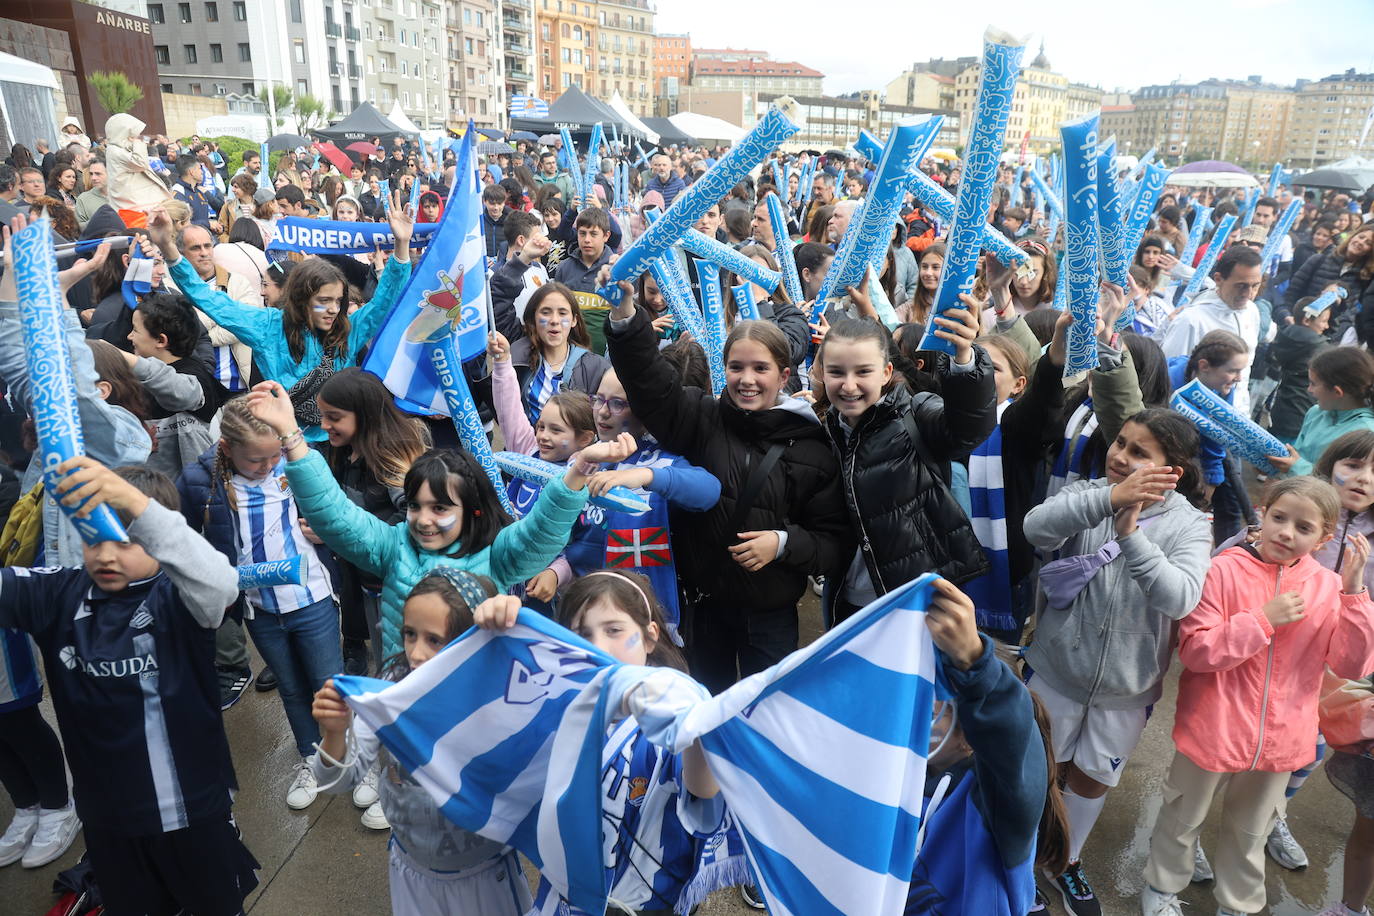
left=727, top=442, right=787, bottom=537
left=901, top=393, right=951, bottom=486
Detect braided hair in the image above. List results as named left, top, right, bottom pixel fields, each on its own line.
left=215, top=396, right=277, bottom=512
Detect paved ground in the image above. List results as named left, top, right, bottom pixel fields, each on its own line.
left=3, top=591, right=1363, bottom=915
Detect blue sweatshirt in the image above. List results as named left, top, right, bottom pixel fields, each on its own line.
left=1167, top=356, right=1228, bottom=486
left=906, top=637, right=1046, bottom=916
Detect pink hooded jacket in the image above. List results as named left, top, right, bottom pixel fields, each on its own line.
left=1174, top=545, right=1374, bottom=773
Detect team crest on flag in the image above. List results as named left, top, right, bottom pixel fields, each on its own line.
left=606, top=527, right=670, bottom=568
left=362, top=126, right=489, bottom=414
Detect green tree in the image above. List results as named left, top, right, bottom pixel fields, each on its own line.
left=258, top=84, right=294, bottom=131
left=292, top=93, right=332, bottom=133
left=89, top=71, right=143, bottom=114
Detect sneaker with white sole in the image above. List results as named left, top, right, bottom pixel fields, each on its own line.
left=1051, top=860, right=1102, bottom=916
left=1192, top=840, right=1214, bottom=882
left=740, top=883, right=766, bottom=910
left=1266, top=815, right=1308, bottom=870
left=22, top=802, right=80, bottom=868
left=360, top=801, right=390, bottom=830
left=0, top=805, right=39, bottom=867
left=1317, top=905, right=1371, bottom=916
left=1140, top=884, right=1184, bottom=916
left=352, top=765, right=380, bottom=809
left=286, top=760, right=318, bottom=810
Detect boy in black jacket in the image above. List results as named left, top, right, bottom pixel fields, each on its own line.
left=0, top=458, right=253, bottom=915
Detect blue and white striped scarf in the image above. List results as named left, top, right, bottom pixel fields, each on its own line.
left=966, top=401, right=1013, bottom=633
left=1047, top=400, right=1098, bottom=499
left=525, top=361, right=561, bottom=424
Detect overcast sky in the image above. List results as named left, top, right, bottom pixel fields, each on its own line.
left=655, top=0, right=1374, bottom=96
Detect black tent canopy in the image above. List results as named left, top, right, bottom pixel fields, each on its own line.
left=510, top=86, right=642, bottom=141
left=643, top=117, right=695, bottom=147
left=313, top=101, right=417, bottom=145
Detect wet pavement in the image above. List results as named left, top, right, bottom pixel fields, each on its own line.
left=1, top=593, right=1363, bottom=915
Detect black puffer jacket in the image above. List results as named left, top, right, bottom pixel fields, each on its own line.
left=824, top=347, right=996, bottom=603
left=1285, top=248, right=1345, bottom=309
left=606, top=309, right=853, bottom=609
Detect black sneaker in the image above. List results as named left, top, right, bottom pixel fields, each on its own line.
left=343, top=639, right=369, bottom=677
left=255, top=666, right=278, bottom=692
left=218, top=666, right=254, bottom=710
left=739, top=883, right=766, bottom=910
left=1051, top=861, right=1102, bottom=916
left=1028, top=887, right=1049, bottom=913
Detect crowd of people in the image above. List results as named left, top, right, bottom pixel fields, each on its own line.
left=2, top=108, right=1374, bottom=916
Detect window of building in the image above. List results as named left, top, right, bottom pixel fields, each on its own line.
left=238, top=42, right=251, bottom=61
left=476, top=11, right=482, bottom=26
left=290, top=0, right=302, bottom=21
left=149, top=4, right=165, bottom=24
left=399, top=28, right=406, bottom=44
left=466, top=37, right=474, bottom=53
left=297, top=79, right=307, bottom=95
left=161, top=82, right=174, bottom=93
left=189, top=82, right=202, bottom=94
left=463, top=8, right=471, bottom=22
left=544, top=73, right=552, bottom=90
left=293, top=39, right=305, bottom=63
left=233, top=0, right=246, bottom=20
left=184, top=43, right=197, bottom=63
left=155, top=44, right=170, bottom=64
left=178, top=2, right=191, bottom=22
left=403, top=91, right=410, bottom=106
left=542, top=23, right=551, bottom=40
left=214, top=82, right=226, bottom=94
left=204, top=2, right=218, bottom=21
left=210, top=43, right=223, bottom=62
left=242, top=81, right=254, bottom=94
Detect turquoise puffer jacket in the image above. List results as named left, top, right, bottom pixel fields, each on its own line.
left=168, top=254, right=412, bottom=440
left=284, top=450, right=588, bottom=656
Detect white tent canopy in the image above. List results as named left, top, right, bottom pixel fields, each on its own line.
left=668, top=111, right=745, bottom=144
left=0, top=50, right=60, bottom=152
left=608, top=91, right=658, bottom=145
left=386, top=102, right=422, bottom=135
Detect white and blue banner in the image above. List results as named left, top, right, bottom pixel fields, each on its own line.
left=266, top=217, right=439, bottom=255
left=363, top=130, right=488, bottom=415
left=510, top=94, right=550, bottom=119
left=338, top=573, right=943, bottom=916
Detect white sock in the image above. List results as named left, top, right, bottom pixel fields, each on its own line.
left=1061, top=787, right=1108, bottom=865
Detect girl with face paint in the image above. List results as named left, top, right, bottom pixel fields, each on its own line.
left=507, top=283, right=610, bottom=426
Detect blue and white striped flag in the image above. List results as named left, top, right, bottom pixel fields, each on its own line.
left=362, top=127, right=489, bottom=414
left=510, top=94, right=551, bottom=119
left=333, top=611, right=619, bottom=914
left=669, top=573, right=941, bottom=915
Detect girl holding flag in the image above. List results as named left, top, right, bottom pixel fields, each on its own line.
left=147, top=200, right=415, bottom=442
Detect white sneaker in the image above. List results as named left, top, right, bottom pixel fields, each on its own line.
left=1316, top=905, right=1370, bottom=916
left=1192, top=840, right=1214, bottom=882
left=359, top=800, right=390, bottom=830
left=352, top=764, right=380, bottom=809
left=1141, top=884, right=1185, bottom=916
left=22, top=802, right=80, bottom=868
left=286, top=760, right=319, bottom=810
left=1266, top=815, right=1308, bottom=869
left=0, top=805, right=39, bottom=866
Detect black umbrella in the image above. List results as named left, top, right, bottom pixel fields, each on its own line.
left=475, top=128, right=506, bottom=140
left=266, top=133, right=311, bottom=152
left=476, top=140, right=516, bottom=155
left=1291, top=167, right=1374, bottom=192
left=800, top=148, right=822, bottom=158
left=510, top=130, right=540, bottom=142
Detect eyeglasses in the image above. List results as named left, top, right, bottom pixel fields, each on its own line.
left=590, top=394, right=630, bottom=414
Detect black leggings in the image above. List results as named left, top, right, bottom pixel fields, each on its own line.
left=0, top=704, right=69, bottom=810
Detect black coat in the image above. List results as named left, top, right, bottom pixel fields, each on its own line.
left=1267, top=323, right=1327, bottom=439
left=823, top=349, right=996, bottom=606
left=1285, top=249, right=1344, bottom=309
left=606, top=309, right=853, bottom=610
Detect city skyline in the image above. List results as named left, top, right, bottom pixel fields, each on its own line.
left=655, top=0, right=1374, bottom=98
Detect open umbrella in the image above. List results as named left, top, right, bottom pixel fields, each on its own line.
left=538, top=133, right=561, bottom=146
left=1291, top=167, right=1374, bottom=193
left=312, top=141, right=354, bottom=173
left=510, top=130, right=540, bottom=142
left=263, top=132, right=310, bottom=152
left=345, top=140, right=379, bottom=156
left=474, top=128, right=506, bottom=140
left=1168, top=160, right=1259, bottom=188
left=476, top=140, right=516, bottom=155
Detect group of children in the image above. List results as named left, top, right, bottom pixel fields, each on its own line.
left=0, top=153, right=1373, bottom=916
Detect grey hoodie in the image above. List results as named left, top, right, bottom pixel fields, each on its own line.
left=1023, top=479, right=1212, bottom=709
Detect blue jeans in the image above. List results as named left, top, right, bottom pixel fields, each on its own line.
left=246, top=597, right=343, bottom=757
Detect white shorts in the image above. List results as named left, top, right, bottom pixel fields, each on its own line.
left=388, top=843, right=532, bottom=916
left=1028, top=673, right=1150, bottom=788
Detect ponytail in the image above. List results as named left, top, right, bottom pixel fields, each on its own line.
left=1310, top=346, right=1374, bottom=407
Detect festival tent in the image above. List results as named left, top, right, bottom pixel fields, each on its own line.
left=1168, top=159, right=1259, bottom=188
left=0, top=51, right=60, bottom=152
left=386, top=102, right=424, bottom=136
left=607, top=91, right=659, bottom=145
left=668, top=111, right=746, bottom=144
left=509, top=86, right=640, bottom=140
left=643, top=117, right=696, bottom=147
left=314, top=101, right=418, bottom=145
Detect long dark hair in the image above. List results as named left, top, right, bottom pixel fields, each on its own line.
left=281, top=257, right=350, bottom=361
left=1118, top=408, right=1204, bottom=507
left=318, top=368, right=429, bottom=487
left=1310, top=346, right=1374, bottom=406
left=557, top=570, right=688, bottom=672
left=521, top=282, right=592, bottom=372
left=402, top=449, right=514, bottom=556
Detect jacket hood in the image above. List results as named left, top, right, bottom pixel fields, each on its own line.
left=721, top=392, right=824, bottom=442
left=1219, top=543, right=1326, bottom=588
left=1189, top=288, right=1251, bottom=316
left=106, top=113, right=145, bottom=147
left=79, top=204, right=127, bottom=241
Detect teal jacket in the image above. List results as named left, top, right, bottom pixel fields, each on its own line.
left=1288, top=405, right=1374, bottom=477
left=167, top=254, right=412, bottom=439
left=284, top=450, right=589, bottom=656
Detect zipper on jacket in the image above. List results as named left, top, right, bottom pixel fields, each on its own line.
left=1250, top=563, right=1281, bottom=771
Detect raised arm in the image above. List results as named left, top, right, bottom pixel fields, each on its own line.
left=489, top=333, right=537, bottom=455
left=132, top=356, right=205, bottom=413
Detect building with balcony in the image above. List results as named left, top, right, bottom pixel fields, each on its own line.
left=438, top=0, right=500, bottom=129
left=690, top=58, right=823, bottom=97
left=951, top=43, right=1101, bottom=156
left=756, top=90, right=960, bottom=152
left=360, top=0, right=443, bottom=129
left=146, top=0, right=365, bottom=119
left=1285, top=70, right=1374, bottom=167
left=652, top=31, right=688, bottom=102
left=499, top=0, right=535, bottom=114
left=534, top=0, right=597, bottom=102
left=595, top=0, right=654, bottom=117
